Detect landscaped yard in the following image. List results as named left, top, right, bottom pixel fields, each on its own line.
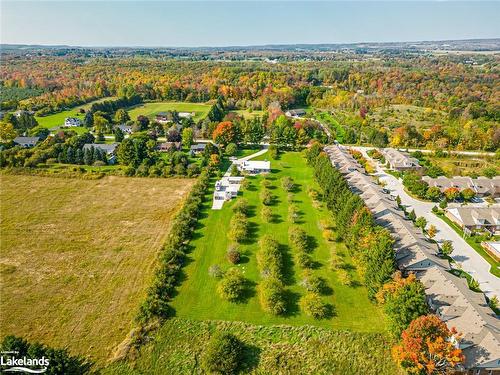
left=434, top=211, right=500, bottom=278
left=0, top=174, right=195, bottom=362
left=233, top=109, right=266, bottom=119
left=170, top=152, right=387, bottom=332
left=35, top=97, right=116, bottom=130
left=127, top=101, right=211, bottom=122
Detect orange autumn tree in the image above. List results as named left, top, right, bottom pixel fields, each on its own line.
left=212, top=121, right=237, bottom=146
left=392, top=314, right=465, bottom=374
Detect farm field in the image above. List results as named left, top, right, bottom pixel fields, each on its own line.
left=0, top=174, right=195, bottom=362
left=35, top=97, right=116, bottom=130
left=103, top=318, right=398, bottom=375
left=127, top=101, right=211, bottom=122
left=170, top=152, right=387, bottom=332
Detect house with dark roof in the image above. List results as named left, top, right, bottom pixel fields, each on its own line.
left=380, top=148, right=422, bottom=171
left=285, top=109, right=306, bottom=118
left=423, top=176, right=500, bottom=198
left=446, top=207, right=500, bottom=235
left=190, top=143, right=207, bottom=155
left=158, top=142, right=181, bottom=152
left=82, top=143, right=119, bottom=164
left=13, top=136, right=40, bottom=148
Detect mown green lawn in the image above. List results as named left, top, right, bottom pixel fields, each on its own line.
left=127, top=101, right=211, bottom=122
left=170, top=152, right=387, bottom=332
left=35, top=97, right=116, bottom=130
left=233, top=109, right=266, bottom=119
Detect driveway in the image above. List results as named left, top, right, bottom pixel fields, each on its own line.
left=351, top=146, right=500, bottom=299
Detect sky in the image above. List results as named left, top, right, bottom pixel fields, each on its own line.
left=1, top=1, right=499, bottom=47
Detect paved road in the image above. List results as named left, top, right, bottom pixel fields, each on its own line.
left=351, top=145, right=495, bottom=157
left=351, top=146, right=500, bottom=299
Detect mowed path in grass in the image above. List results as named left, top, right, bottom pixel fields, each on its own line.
left=127, top=101, right=211, bottom=122
left=171, top=152, right=387, bottom=332
left=0, top=175, right=195, bottom=362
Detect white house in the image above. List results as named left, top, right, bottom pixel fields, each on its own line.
left=213, top=176, right=245, bottom=209
left=64, top=117, right=82, bottom=127
left=237, top=160, right=271, bottom=174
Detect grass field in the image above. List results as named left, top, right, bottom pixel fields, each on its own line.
left=0, top=174, right=195, bottom=362
left=422, top=154, right=499, bottom=177
left=103, top=318, right=399, bottom=375
left=233, top=109, right=266, bottom=119
left=127, top=101, right=211, bottom=122
left=170, top=152, right=387, bottom=332
left=35, top=97, right=115, bottom=130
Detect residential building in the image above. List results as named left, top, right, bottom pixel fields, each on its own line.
left=285, top=109, right=306, bottom=118
left=64, top=117, right=82, bottom=127
left=419, top=267, right=500, bottom=370
left=116, top=124, right=133, bottom=134
left=325, top=144, right=500, bottom=370
left=155, top=112, right=171, bottom=123
left=423, top=176, right=500, bottom=198
left=82, top=143, right=118, bottom=164
left=446, top=207, right=500, bottom=235
left=178, top=112, right=194, bottom=119
left=190, top=143, right=207, bottom=155
left=380, top=148, right=422, bottom=171
left=13, top=136, right=40, bottom=148
left=158, top=142, right=181, bottom=152
left=212, top=176, right=245, bottom=209
left=236, top=160, right=270, bottom=174
left=481, top=241, right=500, bottom=262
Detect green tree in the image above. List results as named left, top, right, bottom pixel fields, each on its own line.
left=181, top=127, right=194, bottom=148
left=201, top=332, right=244, bottom=375
left=378, top=273, right=429, bottom=337
left=114, top=127, right=124, bottom=142
left=225, top=142, right=237, bottom=156
left=441, top=240, right=454, bottom=256
left=114, top=108, right=130, bottom=124
left=217, top=268, right=247, bottom=302
left=415, top=216, right=427, bottom=230
left=300, top=292, right=329, bottom=319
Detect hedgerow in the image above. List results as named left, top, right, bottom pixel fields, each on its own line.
left=136, top=169, right=211, bottom=323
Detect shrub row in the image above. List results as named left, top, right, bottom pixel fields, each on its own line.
left=136, top=169, right=211, bottom=323
left=257, top=235, right=287, bottom=315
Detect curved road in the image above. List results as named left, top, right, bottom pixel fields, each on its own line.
left=352, top=146, right=500, bottom=299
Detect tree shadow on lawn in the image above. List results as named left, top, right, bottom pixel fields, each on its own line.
left=280, top=244, right=296, bottom=286
left=236, top=279, right=257, bottom=304
left=241, top=222, right=259, bottom=245
left=306, top=235, right=318, bottom=253
left=282, top=289, right=301, bottom=317
left=245, top=183, right=258, bottom=192
left=239, top=249, right=252, bottom=264
left=322, top=303, right=337, bottom=319
left=271, top=213, right=283, bottom=224
left=290, top=183, right=302, bottom=194
left=246, top=204, right=258, bottom=218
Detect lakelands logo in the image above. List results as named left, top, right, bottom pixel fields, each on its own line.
left=0, top=351, right=49, bottom=373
